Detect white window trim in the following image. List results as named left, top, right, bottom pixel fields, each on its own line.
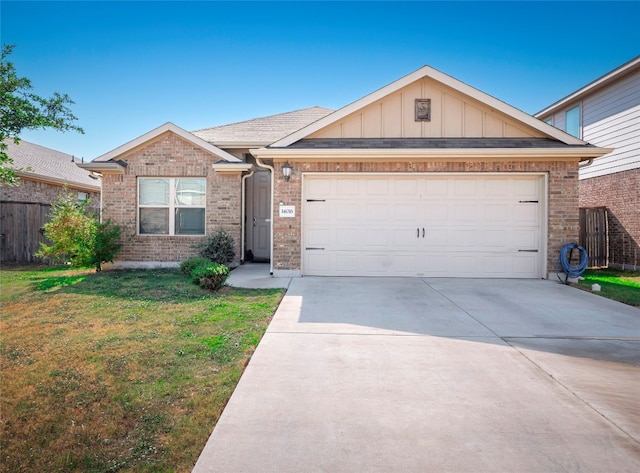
left=137, top=177, right=206, bottom=236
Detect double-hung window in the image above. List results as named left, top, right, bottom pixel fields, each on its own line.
left=138, top=178, right=206, bottom=235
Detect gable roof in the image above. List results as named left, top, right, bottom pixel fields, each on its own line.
left=4, top=139, right=100, bottom=191
left=192, top=106, right=334, bottom=147
left=535, top=56, right=640, bottom=118
left=92, top=122, right=242, bottom=163
left=270, top=65, right=588, bottom=148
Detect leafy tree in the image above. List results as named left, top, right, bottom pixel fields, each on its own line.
left=36, top=191, right=121, bottom=271
left=1, top=44, right=83, bottom=184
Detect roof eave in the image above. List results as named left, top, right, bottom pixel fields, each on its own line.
left=92, top=122, right=242, bottom=163
left=16, top=170, right=101, bottom=192
left=270, top=65, right=587, bottom=147
left=252, top=146, right=612, bottom=161
left=535, top=56, right=640, bottom=117
left=211, top=162, right=253, bottom=173
left=77, top=162, right=127, bottom=174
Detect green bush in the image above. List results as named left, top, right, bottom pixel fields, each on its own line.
left=197, top=229, right=235, bottom=265
left=36, top=191, right=121, bottom=271
left=190, top=263, right=230, bottom=291
left=180, top=257, right=210, bottom=276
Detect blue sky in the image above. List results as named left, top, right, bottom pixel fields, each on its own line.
left=2, top=1, right=639, bottom=160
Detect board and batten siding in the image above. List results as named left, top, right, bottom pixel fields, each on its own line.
left=309, top=77, right=544, bottom=140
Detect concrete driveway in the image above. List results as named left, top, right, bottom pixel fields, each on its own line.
left=193, top=277, right=640, bottom=472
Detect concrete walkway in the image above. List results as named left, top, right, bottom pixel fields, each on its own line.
left=226, top=263, right=291, bottom=289
left=194, top=276, right=640, bottom=472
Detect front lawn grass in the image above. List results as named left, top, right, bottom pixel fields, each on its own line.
left=577, top=268, right=640, bottom=307
left=0, top=266, right=284, bottom=472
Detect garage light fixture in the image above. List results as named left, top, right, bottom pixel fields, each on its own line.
left=282, top=162, right=292, bottom=181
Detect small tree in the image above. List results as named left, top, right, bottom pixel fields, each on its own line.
left=36, top=191, right=121, bottom=271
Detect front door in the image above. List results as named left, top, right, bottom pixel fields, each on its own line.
left=246, top=171, right=271, bottom=261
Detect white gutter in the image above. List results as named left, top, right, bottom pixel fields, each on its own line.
left=240, top=167, right=255, bottom=264
left=254, top=157, right=275, bottom=275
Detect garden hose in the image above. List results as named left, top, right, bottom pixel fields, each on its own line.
left=557, top=243, right=588, bottom=284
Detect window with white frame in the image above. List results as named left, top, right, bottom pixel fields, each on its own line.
left=565, top=105, right=580, bottom=138
left=138, top=178, right=206, bottom=235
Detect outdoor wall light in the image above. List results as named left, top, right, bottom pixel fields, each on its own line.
left=282, top=162, right=292, bottom=181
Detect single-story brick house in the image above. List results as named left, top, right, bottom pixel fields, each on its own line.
left=79, top=65, right=610, bottom=278
left=1, top=139, right=101, bottom=262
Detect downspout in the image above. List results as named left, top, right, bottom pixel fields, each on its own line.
left=579, top=159, right=594, bottom=168
left=254, top=157, right=275, bottom=275
left=240, top=167, right=255, bottom=264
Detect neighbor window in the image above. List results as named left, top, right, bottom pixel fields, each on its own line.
left=565, top=106, right=580, bottom=137
left=138, top=178, right=206, bottom=235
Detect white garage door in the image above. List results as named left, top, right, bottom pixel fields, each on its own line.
left=303, top=174, right=544, bottom=278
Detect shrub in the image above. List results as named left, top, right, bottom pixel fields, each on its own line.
left=36, top=191, right=121, bottom=271
left=190, top=263, right=230, bottom=291
left=180, top=257, right=210, bottom=276
left=198, top=229, right=235, bottom=265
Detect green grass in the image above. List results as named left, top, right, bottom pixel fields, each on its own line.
left=577, top=269, right=640, bottom=307
left=0, top=266, right=284, bottom=472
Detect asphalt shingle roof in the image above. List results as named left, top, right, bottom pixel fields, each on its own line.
left=192, top=106, right=334, bottom=145
left=4, top=139, right=100, bottom=189
left=284, top=138, right=595, bottom=149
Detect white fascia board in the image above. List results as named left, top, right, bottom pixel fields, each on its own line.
left=253, top=146, right=612, bottom=161
left=93, top=122, right=242, bottom=163
left=535, top=56, right=640, bottom=118
left=16, top=171, right=101, bottom=192
left=211, top=162, right=253, bottom=173
left=77, top=162, right=127, bottom=174
left=270, top=65, right=587, bottom=148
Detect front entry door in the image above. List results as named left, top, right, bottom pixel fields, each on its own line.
left=247, top=171, right=271, bottom=261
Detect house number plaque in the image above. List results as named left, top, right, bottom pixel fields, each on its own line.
left=279, top=205, right=296, bottom=218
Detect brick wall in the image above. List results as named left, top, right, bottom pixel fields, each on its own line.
left=272, top=159, right=580, bottom=277
left=101, top=132, right=243, bottom=265
left=579, top=168, right=639, bottom=269
left=1, top=177, right=100, bottom=210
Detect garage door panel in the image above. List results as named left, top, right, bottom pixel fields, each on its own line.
left=305, top=227, right=331, bottom=247
left=483, top=229, right=508, bottom=247
left=335, top=203, right=360, bottom=221
left=366, top=229, right=392, bottom=247
left=336, top=179, right=360, bottom=196
left=452, top=204, right=479, bottom=222
left=510, top=228, right=539, bottom=248
left=366, top=203, right=389, bottom=220
left=485, top=204, right=509, bottom=222
left=303, top=175, right=543, bottom=278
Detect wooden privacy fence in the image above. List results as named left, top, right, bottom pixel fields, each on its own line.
left=579, top=207, right=608, bottom=268
left=0, top=201, right=53, bottom=263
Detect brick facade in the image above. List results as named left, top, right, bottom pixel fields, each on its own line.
left=1, top=178, right=100, bottom=209
left=579, top=168, right=639, bottom=270
left=272, top=159, right=580, bottom=277
left=101, top=132, right=243, bottom=265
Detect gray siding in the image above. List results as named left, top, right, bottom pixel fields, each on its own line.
left=581, top=70, right=640, bottom=179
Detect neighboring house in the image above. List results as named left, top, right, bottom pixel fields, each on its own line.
left=80, top=65, right=610, bottom=279
left=536, top=56, right=639, bottom=270
left=0, top=139, right=101, bottom=262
